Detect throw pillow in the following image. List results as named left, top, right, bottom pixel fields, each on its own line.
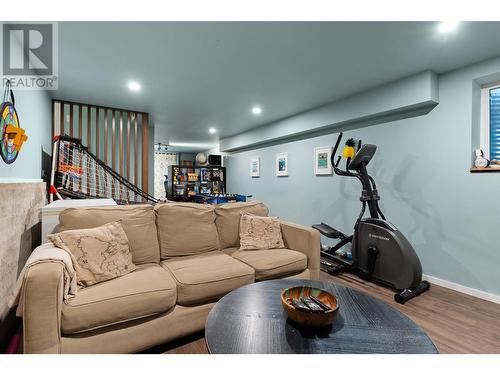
left=48, top=221, right=137, bottom=287
left=239, top=213, right=285, bottom=250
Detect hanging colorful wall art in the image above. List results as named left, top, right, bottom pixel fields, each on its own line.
left=1, top=81, right=28, bottom=164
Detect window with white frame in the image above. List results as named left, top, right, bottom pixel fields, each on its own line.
left=480, top=83, right=500, bottom=161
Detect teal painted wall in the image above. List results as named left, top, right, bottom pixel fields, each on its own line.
left=0, top=90, right=52, bottom=180
left=225, top=56, right=500, bottom=296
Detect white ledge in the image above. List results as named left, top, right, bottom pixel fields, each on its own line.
left=0, top=178, right=44, bottom=183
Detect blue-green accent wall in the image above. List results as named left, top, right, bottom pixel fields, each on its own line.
left=0, top=90, right=52, bottom=180
left=225, top=56, right=500, bottom=296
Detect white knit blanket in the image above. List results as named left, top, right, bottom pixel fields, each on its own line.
left=9, top=242, right=77, bottom=315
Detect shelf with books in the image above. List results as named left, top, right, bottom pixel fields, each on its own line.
left=167, top=165, right=226, bottom=201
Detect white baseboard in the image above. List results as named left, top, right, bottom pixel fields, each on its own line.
left=423, top=274, right=500, bottom=305
left=0, top=178, right=43, bottom=183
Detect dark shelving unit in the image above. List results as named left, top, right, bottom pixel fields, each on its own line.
left=167, top=165, right=226, bottom=201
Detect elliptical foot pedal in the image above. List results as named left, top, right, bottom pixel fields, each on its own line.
left=394, top=280, right=430, bottom=304
left=320, top=258, right=346, bottom=275
left=313, top=223, right=344, bottom=239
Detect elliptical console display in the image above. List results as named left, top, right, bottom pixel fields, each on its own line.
left=313, top=133, right=430, bottom=303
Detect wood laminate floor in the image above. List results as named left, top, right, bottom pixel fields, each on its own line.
left=145, top=272, right=500, bottom=354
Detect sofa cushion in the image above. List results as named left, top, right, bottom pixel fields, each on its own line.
left=161, top=252, right=255, bottom=305
left=156, top=203, right=220, bottom=258
left=61, top=264, right=176, bottom=334
left=283, top=268, right=311, bottom=280
left=58, top=205, right=160, bottom=265
left=49, top=221, right=137, bottom=287
left=214, top=201, right=269, bottom=249
left=221, top=246, right=240, bottom=256
left=239, top=213, right=285, bottom=250
left=232, top=249, right=307, bottom=281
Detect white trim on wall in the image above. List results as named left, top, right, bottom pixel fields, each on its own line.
left=480, top=85, right=492, bottom=159
left=480, top=82, right=500, bottom=160
left=0, top=178, right=44, bottom=183
left=423, top=274, right=500, bottom=305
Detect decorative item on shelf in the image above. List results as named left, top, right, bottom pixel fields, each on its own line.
left=474, top=149, right=490, bottom=168
left=208, top=154, right=222, bottom=166
left=188, top=173, right=199, bottom=182
left=196, top=152, right=208, bottom=166
left=212, top=181, right=221, bottom=194
left=250, top=157, right=260, bottom=177
left=281, top=286, right=339, bottom=327
left=175, top=168, right=184, bottom=182
left=212, top=168, right=222, bottom=181
left=201, top=168, right=211, bottom=181
left=276, top=152, right=288, bottom=177
left=314, top=146, right=333, bottom=175
left=1, top=80, right=28, bottom=165
left=200, top=184, right=210, bottom=194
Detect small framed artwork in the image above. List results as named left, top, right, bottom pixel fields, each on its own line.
left=314, top=146, right=332, bottom=175
left=250, top=157, right=260, bottom=177
left=276, top=152, right=288, bottom=177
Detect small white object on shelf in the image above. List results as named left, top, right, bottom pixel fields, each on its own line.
left=474, top=149, right=490, bottom=168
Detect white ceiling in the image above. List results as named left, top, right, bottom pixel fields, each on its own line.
left=55, top=21, right=500, bottom=151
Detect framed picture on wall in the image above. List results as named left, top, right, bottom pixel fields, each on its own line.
left=250, top=157, right=260, bottom=177
left=276, top=152, right=288, bottom=177
left=314, top=146, right=333, bottom=175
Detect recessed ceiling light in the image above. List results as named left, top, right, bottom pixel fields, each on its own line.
left=209, top=127, right=217, bottom=134
left=437, top=21, right=459, bottom=34
left=251, top=106, right=262, bottom=115
left=127, top=81, right=141, bottom=92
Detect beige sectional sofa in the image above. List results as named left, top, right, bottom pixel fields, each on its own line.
left=20, top=201, right=320, bottom=353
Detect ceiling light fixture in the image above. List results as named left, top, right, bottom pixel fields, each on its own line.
left=437, top=21, right=460, bottom=34
left=156, top=142, right=168, bottom=151
left=209, top=127, right=217, bottom=134
left=251, top=106, right=262, bottom=115
left=127, top=81, right=141, bottom=92
left=169, top=142, right=216, bottom=148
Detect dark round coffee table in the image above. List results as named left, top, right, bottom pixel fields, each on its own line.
left=205, top=279, right=438, bottom=354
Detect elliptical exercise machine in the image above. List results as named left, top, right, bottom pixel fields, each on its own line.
left=313, top=133, right=430, bottom=303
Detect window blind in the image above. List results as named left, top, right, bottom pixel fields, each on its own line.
left=490, top=87, right=500, bottom=161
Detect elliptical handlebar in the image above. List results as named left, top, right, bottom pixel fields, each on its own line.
left=331, top=132, right=343, bottom=159
left=330, top=132, right=385, bottom=220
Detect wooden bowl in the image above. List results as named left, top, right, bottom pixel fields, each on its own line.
left=281, top=286, right=339, bottom=327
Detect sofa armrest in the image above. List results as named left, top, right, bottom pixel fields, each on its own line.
left=21, top=262, right=64, bottom=354
left=280, top=221, right=320, bottom=280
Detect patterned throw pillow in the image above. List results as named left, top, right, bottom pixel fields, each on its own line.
left=239, top=213, right=285, bottom=250
left=48, top=221, right=137, bottom=287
